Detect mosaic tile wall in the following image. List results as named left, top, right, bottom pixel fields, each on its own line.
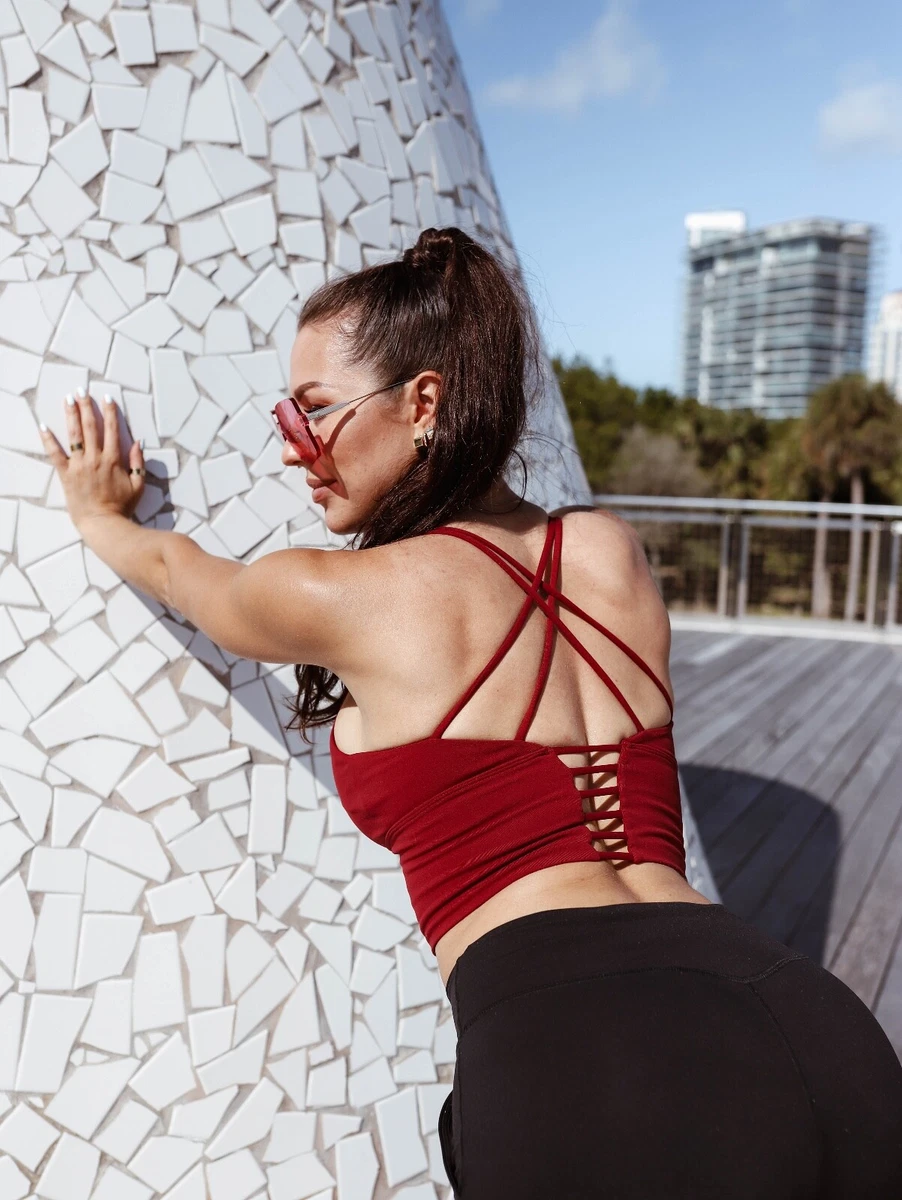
left=0, top=1, right=718, bottom=1196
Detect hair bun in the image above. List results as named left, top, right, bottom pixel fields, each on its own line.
left=403, top=227, right=458, bottom=273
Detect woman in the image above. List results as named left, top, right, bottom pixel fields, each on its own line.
left=42, top=226, right=902, bottom=1198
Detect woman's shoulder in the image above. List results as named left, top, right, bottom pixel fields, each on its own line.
left=550, top=504, right=651, bottom=573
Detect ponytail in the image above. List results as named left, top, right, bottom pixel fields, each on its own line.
left=285, top=226, right=542, bottom=740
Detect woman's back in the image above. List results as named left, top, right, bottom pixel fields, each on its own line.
left=331, top=505, right=672, bottom=753
left=327, top=503, right=711, bottom=985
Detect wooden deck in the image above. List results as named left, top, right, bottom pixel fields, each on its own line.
left=671, top=628, right=902, bottom=1058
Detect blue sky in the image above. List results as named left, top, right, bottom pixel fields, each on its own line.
left=443, top=0, right=902, bottom=391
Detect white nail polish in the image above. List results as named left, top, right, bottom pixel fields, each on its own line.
left=75, top=387, right=86, bottom=399
left=104, top=394, right=112, bottom=404
left=39, top=422, right=47, bottom=432
left=66, top=394, right=75, bottom=406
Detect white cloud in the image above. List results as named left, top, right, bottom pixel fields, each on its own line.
left=819, top=78, right=902, bottom=154
left=483, top=0, right=664, bottom=113
left=464, top=0, right=502, bottom=20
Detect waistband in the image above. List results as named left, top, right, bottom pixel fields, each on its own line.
left=445, top=902, right=806, bottom=1035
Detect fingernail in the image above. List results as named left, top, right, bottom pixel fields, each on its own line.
left=75, top=387, right=86, bottom=399
left=65, top=394, right=75, bottom=406
left=104, top=394, right=112, bottom=405
left=39, top=422, right=47, bottom=432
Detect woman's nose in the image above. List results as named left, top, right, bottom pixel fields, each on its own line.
left=281, top=440, right=303, bottom=466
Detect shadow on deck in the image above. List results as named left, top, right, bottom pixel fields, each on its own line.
left=671, top=628, right=902, bottom=1059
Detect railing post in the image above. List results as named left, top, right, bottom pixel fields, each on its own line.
left=716, top=518, right=731, bottom=617
left=864, top=526, right=880, bottom=626
left=886, top=521, right=902, bottom=629
left=736, top=520, right=750, bottom=620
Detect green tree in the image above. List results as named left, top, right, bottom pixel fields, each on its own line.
left=552, top=355, right=638, bottom=491
left=801, top=374, right=902, bottom=619
left=606, top=426, right=709, bottom=497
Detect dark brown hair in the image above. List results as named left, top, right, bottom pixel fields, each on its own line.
left=283, top=225, right=544, bottom=742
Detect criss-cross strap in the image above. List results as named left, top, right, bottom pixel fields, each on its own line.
left=425, top=516, right=673, bottom=739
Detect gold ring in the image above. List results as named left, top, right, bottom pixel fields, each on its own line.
left=129, top=467, right=146, bottom=476
left=69, top=442, right=84, bottom=452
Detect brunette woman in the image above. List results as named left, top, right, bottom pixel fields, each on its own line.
left=44, top=226, right=902, bottom=1199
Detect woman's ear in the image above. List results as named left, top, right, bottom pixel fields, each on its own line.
left=413, top=370, right=442, bottom=424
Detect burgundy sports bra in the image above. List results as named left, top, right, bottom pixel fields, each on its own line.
left=330, top=514, right=687, bottom=953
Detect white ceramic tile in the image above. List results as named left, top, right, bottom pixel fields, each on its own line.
left=80, top=978, right=132, bottom=1055
left=137, top=62, right=191, bottom=149
left=92, top=1099, right=158, bottom=1163
left=109, top=129, right=166, bottom=185
left=253, top=42, right=315, bottom=123
left=89, top=1166, right=153, bottom=1200
left=181, top=912, right=226, bottom=1008
left=33, top=892, right=80, bottom=990
left=127, top=1135, right=204, bottom=1193
left=183, top=60, right=238, bottom=145
left=275, top=166, right=321, bottom=217
left=235, top=262, right=294, bottom=333
left=263, top=1147, right=335, bottom=1200
left=15, top=993, right=91, bottom=1093
left=373, top=1086, right=429, bottom=1186
left=73, top=913, right=142, bottom=987
left=166, top=812, right=241, bottom=875
left=195, top=1026, right=266, bottom=1094
left=200, top=22, right=265, bottom=76
left=334, top=1130, right=379, bottom=1199
left=306, top=1055, right=346, bottom=1107
left=91, top=82, right=147, bottom=129
left=110, top=9, right=154, bottom=66
left=0, top=1155, right=29, bottom=1200
left=81, top=807, right=170, bottom=881
left=261, top=1110, right=315, bottom=1162
left=4, top=33, right=41, bottom=87
left=46, top=65, right=90, bottom=124
left=221, top=192, right=276, bottom=257
left=129, top=1031, right=196, bottom=1108
left=186, top=1007, right=233, bottom=1067
left=132, top=931, right=186, bottom=1032
left=168, top=265, right=222, bottom=328
left=222, top=71, right=267, bottom=159
left=9, top=87, right=48, bottom=165
left=0, top=872, right=35, bottom=978
left=164, top=147, right=222, bottom=222
left=150, top=2, right=197, bottom=54
left=0, top=1100, right=60, bottom=1170
left=43, top=1055, right=138, bottom=1139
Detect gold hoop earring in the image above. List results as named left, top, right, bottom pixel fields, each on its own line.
left=414, top=427, right=435, bottom=454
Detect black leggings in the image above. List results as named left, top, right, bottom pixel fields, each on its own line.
left=437, top=902, right=902, bottom=1199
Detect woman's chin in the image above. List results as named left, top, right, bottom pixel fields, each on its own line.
left=323, top=506, right=358, bottom=537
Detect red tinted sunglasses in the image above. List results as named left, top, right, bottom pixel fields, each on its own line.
left=271, top=376, right=420, bottom=465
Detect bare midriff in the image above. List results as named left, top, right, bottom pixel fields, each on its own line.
left=433, top=859, right=713, bottom=989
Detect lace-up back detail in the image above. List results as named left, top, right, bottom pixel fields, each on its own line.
left=330, top=515, right=687, bottom=952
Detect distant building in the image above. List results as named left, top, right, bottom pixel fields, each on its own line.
left=867, top=290, right=902, bottom=399
left=682, top=213, right=873, bottom=419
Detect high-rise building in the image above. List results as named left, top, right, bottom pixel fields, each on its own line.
left=682, top=213, right=873, bottom=419
left=867, top=290, right=902, bottom=399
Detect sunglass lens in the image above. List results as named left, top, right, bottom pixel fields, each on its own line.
left=273, top=405, right=319, bottom=462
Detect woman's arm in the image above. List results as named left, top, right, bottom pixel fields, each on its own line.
left=41, top=390, right=343, bottom=667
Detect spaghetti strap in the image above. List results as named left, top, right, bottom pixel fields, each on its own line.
left=425, top=516, right=673, bottom=736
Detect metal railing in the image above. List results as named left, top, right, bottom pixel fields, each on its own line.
left=595, top=495, right=902, bottom=628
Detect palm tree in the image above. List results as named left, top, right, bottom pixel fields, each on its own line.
left=801, top=375, right=902, bottom=620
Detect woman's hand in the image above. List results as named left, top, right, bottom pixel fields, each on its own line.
left=40, top=389, right=147, bottom=529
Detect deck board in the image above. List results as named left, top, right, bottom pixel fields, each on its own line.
left=672, top=629, right=902, bottom=1058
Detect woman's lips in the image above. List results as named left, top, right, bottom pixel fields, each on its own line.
left=307, top=477, right=336, bottom=503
